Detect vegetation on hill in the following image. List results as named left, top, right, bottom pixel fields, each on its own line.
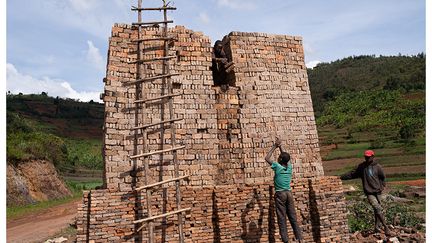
left=308, top=54, right=425, bottom=116
left=7, top=111, right=68, bottom=167
left=309, top=55, right=426, bottom=233
left=7, top=94, right=104, bottom=170
left=7, top=93, right=103, bottom=139
left=317, top=90, right=425, bottom=139
left=309, top=54, right=425, bottom=183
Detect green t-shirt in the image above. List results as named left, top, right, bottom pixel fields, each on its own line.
left=271, top=162, right=292, bottom=191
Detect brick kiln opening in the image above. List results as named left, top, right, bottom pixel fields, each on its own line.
left=211, top=38, right=236, bottom=87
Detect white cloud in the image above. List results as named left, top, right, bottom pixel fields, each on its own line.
left=68, top=0, right=94, bottom=13
left=6, top=63, right=101, bottom=102
left=303, top=42, right=315, bottom=56
left=86, top=40, right=105, bottom=71
left=216, top=0, right=257, bottom=10
left=306, top=60, right=321, bottom=69
left=199, top=12, right=210, bottom=24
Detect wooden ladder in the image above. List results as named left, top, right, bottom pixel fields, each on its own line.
left=128, top=1, right=190, bottom=242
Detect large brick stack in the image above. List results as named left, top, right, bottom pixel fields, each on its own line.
left=77, top=178, right=348, bottom=242
left=77, top=24, right=349, bottom=242
left=224, top=32, right=324, bottom=181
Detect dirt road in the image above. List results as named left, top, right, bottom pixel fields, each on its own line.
left=7, top=199, right=80, bottom=243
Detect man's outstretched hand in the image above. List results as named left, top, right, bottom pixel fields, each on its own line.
left=275, top=137, right=282, bottom=147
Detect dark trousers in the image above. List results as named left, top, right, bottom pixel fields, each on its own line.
left=275, top=190, right=302, bottom=243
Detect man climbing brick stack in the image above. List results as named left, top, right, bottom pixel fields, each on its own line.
left=340, top=150, right=393, bottom=237
left=265, top=138, right=303, bottom=243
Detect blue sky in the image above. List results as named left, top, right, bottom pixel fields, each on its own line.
left=6, top=0, right=426, bottom=102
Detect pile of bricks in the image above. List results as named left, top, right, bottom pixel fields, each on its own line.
left=77, top=178, right=348, bottom=242
left=76, top=23, right=349, bottom=242
left=224, top=31, right=324, bottom=182
left=103, top=25, right=323, bottom=191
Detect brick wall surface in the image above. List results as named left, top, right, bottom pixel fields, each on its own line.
left=77, top=177, right=349, bottom=242
left=103, top=24, right=218, bottom=191
left=224, top=32, right=324, bottom=181
left=77, top=23, right=349, bottom=242
left=103, top=24, right=323, bottom=191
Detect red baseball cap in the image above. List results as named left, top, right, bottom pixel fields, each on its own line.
left=364, top=150, right=375, bottom=157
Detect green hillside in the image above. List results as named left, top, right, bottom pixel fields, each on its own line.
left=308, top=54, right=425, bottom=116
left=7, top=93, right=103, bottom=139
left=308, top=54, right=425, bottom=181
left=7, top=94, right=104, bottom=171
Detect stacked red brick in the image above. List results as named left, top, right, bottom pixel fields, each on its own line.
left=77, top=177, right=348, bottom=242
left=77, top=23, right=349, bottom=242
left=103, top=24, right=219, bottom=191
left=223, top=32, right=324, bottom=182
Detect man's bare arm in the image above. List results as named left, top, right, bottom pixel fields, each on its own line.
left=275, top=137, right=284, bottom=153
left=278, top=144, right=284, bottom=153
left=265, top=144, right=277, bottom=165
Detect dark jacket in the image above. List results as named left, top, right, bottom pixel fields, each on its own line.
left=340, top=160, right=386, bottom=195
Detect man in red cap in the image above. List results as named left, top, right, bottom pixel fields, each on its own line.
left=340, top=150, right=392, bottom=236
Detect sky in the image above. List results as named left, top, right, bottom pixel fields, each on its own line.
left=6, top=0, right=426, bottom=102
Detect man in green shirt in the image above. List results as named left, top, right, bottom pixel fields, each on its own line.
left=265, top=138, right=303, bottom=243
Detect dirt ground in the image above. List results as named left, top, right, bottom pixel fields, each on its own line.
left=389, top=179, right=426, bottom=187
left=7, top=199, right=80, bottom=243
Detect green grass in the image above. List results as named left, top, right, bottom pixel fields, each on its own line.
left=323, top=150, right=362, bottom=160
left=7, top=195, right=81, bottom=220
left=338, top=142, right=370, bottom=150
left=65, top=179, right=103, bottom=193
left=7, top=178, right=102, bottom=220
left=323, top=133, right=424, bottom=161
left=63, top=138, right=103, bottom=170
left=331, top=164, right=360, bottom=176
left=403, top=144, right=426, bottom=155
left=378, top=154, right=425, bottom=167
left=333, top=163, right=425, bottom=178
left=385, top=173, right=425, bottom=181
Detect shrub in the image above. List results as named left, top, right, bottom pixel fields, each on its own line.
left=369, top=138, right=385, bottom=149
left=347, top=200, right=374, bottom=232
left=316, top=90, right=424, bottom=141
left=7, top=111, right=68, bottom=167
left=399, top=125, right=416, bottom=140
left=347, top=197, right=423, bottom=232
left=7, top=131, right=68, bottom=167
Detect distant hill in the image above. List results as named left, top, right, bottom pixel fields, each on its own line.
left=308, top=54, right=425, bottom=116
left=7, top=94, right=104, bottom=171
left=7, top=93, right=103, bottom=139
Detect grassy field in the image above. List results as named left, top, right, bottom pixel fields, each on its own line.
left=63, top=138, right=103, bottom=170
left=318, top=127, right=425, bottom=182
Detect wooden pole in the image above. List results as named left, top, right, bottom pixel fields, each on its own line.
left=134, top=175, right=189, bottom=191
left=134, top=208, right=191, bottom=224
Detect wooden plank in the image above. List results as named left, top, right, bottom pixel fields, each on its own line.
left=131, top=6, right=177, bottom=11
left=132, top=20, right=173, bottom=26
left=135, top=175, right=189, bottom=191
left=124, top=73, right=180, bottom=86
left=134, top=208, right=191, bottom=224
left=134, top=93, right=181, bottom=103
left=131, top=118, right=183, bottom=130
left=130, top=146, right=185, bottom=159
left=128, top=55, right=176, bottom=64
